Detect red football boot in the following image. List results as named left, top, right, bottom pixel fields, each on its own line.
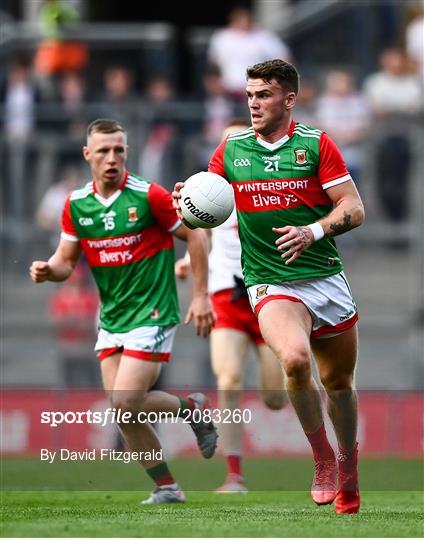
left=311, top=458, right=337, bottom=505
left=335, top=443, right=360, bottom=514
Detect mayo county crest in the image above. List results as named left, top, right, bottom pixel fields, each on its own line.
left=294, top=149, right=307, bottom=165
left=256, top=285, right=269, bottom=299
left=127, top=207, right=138, bottom=222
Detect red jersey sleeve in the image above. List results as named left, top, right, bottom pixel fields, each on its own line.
left=148, top=182, right=181, bottom=232
left=61, top=196, right=79, bottom=241
left=318, top=132, right=352, bottom=190
left=208, top=138, right=228, bottom=178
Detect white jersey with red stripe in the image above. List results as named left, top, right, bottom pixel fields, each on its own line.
left=209, top=208, right=243, bottom=294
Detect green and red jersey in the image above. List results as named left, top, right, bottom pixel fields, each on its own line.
left=209, top=121, right=352, bottom=287
left=61, top=171, right=181, bottom=333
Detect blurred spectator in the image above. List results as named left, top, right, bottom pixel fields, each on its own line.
left=203, top=67, right=236, bottom=144
left=99, top=66, right=137, bottom=123
left=33, top=0, right=88, bottom=99
left=36, top=165, right=82, bottom=248
left=316, top=70, right=369, bottom=189
left=207, top=5, right=291, bottom=101
left=363, top=48, right=422, bottom=222
left=1, top=56, right=40, bottom=143
left=184, top=67, right=237, bottom=174
left=0, top=55, right=40, bottom=233
left=138, top=75, right=179, bottom=190
left=405, top=0, right=424, bottom=80
left=57, top=71, right=87, bottom=139
left=49, top=262, right=99, bottom=388
left=36, top=72, right=88, bottom=177
left=363, top=48, right=422, bottom=116
left=294, top=79, right=318, bottom=126
left=144, top=74, right=174, bottom=104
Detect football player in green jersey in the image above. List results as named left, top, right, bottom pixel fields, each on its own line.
left=173, top=60, right=365, bottom=514
left=176, top=119, right=288, bottom=494
left=30, top=119, right=217, bottom=504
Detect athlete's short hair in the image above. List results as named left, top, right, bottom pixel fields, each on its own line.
left=87, top=118, right=126, bottom=138
left=246, top=59, right=299, bottom=95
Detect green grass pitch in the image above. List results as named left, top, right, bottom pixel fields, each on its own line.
left=1, top=457, right=423, bottom=537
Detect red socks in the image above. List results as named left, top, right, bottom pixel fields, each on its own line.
left=337, top=442, right=359, bottom=478
left=306, top=424, right=335, bottom=462
left=227, top=454, right=243, bottom=477
left=146, top=462, right=175, bottom=487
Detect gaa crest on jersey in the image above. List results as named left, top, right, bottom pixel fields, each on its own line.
left=127, top=206, right=138, bottom=222
left=294, top=149, right=307, bottom=165
left=256, top=285, right=269, bottom=299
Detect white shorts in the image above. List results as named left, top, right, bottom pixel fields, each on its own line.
left=247, top=272, right=358, bottom=339
left=95, top=325, right=177, bottom=362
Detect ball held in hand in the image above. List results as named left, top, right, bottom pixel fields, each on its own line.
left=179, top=172, right=235, bottom=229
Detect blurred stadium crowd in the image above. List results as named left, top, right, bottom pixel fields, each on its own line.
left=1, top=0, right=423, bottom=391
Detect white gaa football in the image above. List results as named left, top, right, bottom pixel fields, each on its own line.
left=179, top=172, right=234, bottom=229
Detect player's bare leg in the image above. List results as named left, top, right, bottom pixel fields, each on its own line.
left=211, top=328, right=249, bottom=492
left=258, top=299, right=336, bottom=505
left=102, top=355, right=176, bottom=466
left=101, top=352, right=121, bottom=398
left=257, top=344, right=288, bottom=410
left=101, top=355, right=185, bottom=502
left=312, top=325, right=360, bottom=514
left=258, top=300, right=323, bottom=430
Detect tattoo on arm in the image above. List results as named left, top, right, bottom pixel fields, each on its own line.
left=296, top=226, right=313, bottom=247
left=329, top=211, right=352, bottom=237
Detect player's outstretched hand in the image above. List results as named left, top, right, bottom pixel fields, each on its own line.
left=172, top=182, right=184, bottom=220
left=29, top=261, right=51, bottom=283
left=273, top=225, right=314, bottom=265
left=185, top=294, right=216, bottom=338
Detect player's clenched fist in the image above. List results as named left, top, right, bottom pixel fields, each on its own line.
left=172, top=182, right=184, bottom=219
left=175, top=257, right=191, bottom=280
left=29, top=261, right=51, bottom=283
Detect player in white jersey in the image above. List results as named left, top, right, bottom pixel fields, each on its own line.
left=176, top=120, right=287, bottom=493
